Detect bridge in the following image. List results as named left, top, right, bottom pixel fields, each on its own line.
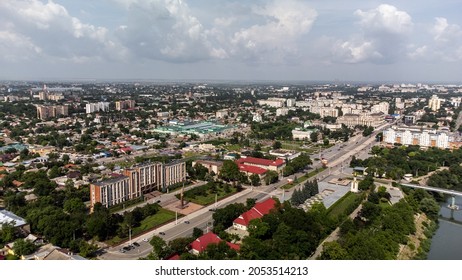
left=399, top=182, right=462, bottom=210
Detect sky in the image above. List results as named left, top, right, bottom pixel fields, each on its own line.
left=1, top=0, right=462, bottom=82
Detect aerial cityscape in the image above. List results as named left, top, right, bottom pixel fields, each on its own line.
left=1, top=0, right=462, bottom=261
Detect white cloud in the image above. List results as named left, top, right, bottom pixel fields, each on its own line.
left=0, top=0, right=124, bottom=62
left=355, top=4, right=413, bottom=35
left=328, top=4, right=413, bottom=64
left=431, top=17, right=462, bottom=43
left=115, top=0, right=212, bottom=62
left=229, top=0, right=317, bottom=63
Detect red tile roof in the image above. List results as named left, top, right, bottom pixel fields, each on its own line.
left=236, top=157, right=285, bottom=167
left=190, top=232, right=221, bottom=253
left=165, top=254, right=180, bottom=260
left=233, top=198, right=276, bottom=227
left=190, top=232, right=239, bottom=253
left=238, top=164, right=267, bottom=175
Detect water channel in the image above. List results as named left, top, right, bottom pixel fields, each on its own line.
left=427, top=196, right=462, bottom=260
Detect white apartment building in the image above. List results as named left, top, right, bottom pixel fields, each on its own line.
left=86, top=102, right=110, bottom=114
left=371, top=102, right=390, bottom=115
left=258, top=98, right=286, bottom=108
left=429, top=95, right=442, bottom=111
left=383, top=126, right=452, bottom=149
left=276, top=108, right=289, bottom=117
left=286, top=99, right=296, bottom=107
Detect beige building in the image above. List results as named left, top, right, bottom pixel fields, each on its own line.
left=336, top=112, right=385, bottom=128
left=36, top=105, right=69, bottom=120
left=115, top=100, right=136, bottom=111
left=90, top=176, right=130, bottom=211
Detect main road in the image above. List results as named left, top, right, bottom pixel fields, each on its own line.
left=98, top=123, right=385, bottom=259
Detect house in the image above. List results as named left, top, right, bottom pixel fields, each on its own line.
left=192, top=160, right=223, bottom=175
left=236, top=157, right=286, bottom=177
left=0, top=209, right=30, bottom=233
left=189, top=232, right=240, bottom=255
left=233, top=198, right=277, bottom=231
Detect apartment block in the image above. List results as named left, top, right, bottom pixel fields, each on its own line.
left=36, top=105, right=69, bottom=120
left=90, top=176, right=130, bottom=211
left=115, top=100, right=136, bottom=111
left=383, top=126, right=453, bottom=149
left=90, top=161, right=186, bottom=211
left=86, top=102, right=110, bottom=114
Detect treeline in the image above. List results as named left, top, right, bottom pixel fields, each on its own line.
left=350, top=146, right=462, bottom=180
left=291, top=180, right=319, bottom=206
left=283, top=153, right=312, bottom=176
left=319, top=188, right=440, bottom=259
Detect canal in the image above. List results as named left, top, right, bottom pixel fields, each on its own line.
left=427, top=196, right=462, bottom=260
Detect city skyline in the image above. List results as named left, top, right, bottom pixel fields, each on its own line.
left=1, top=0, right=462, bottom=82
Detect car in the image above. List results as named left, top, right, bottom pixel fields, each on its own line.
left=133, top=242, right=140, bottom=247
left=142, top=238, right=149, bottom=242
left=159, top=232, right=165, bottom=236
left=209, top=208, right=216, bottom=212
left=184, top=221, right=190, bottom=224
left=119, top=248, right=126, bottom=253
left=123, top=246, right=131, bottom=251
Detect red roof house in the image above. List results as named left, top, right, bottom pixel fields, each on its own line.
left=189, top=232, right=240, bottom=255
left=233, top=198, right=276, bottom=231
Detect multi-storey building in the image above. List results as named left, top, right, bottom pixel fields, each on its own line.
left=123, top=162, right=164, bottom=198
left=164, top=161, right=187, bottom=190
left=336, top=112, right=384, bottom=128
left=383, top=126, right=453, bottom=149
left=371, top=102, right=389, bottom=115
left=429, top=95, right=442, bottom=111
left=115, top=100, right=136, bottom=111
left=36, top=105, right=69, bottom=120
left=86, top=102, right=110, bottom=114
left=258, top=98, right=286, bottom=108
left=90, top=176, right=130, bottom=211
left=90, top=161, right=186, bottom=211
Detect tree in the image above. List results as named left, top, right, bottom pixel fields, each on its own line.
left=13, top=239, right=36, bottom=257
left=310, top=131, right=319, bottom=142
left=249, top=174, right=261, bottom=186
left=149, top=236, right=170, bottom=259
left=264, top=171, right=279, bottom=185
left=272, top=141, right=282, bottom=150
left=192, top=227, right=204, bottom=239
left=247, top=219, right=270, bottom=239
left=63, top=198, right=86, bottom=214
left=220, top=160, right=240, bottom=183
left=319, top=241, right=349, bottom=260
left=0, top=222, right=16, bottom=244
left=419, top=197, right=440, bottom=220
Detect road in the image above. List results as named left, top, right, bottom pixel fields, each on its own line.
left=98, top=124, right=385, bottom=259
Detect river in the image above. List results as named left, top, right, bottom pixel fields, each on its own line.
left=427, top=196, right=462, bottom=260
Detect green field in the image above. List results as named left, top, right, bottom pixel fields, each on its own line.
left=281, top=167, right=327, bottom=189
left=180, top=182, right=238, bottom=206
left=326, top=192, right=364, bottom=219
left=107, top=208, right=176, bottom=245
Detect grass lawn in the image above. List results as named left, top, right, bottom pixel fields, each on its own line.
left=186, top=188, right=238, bottom=205
left=281, top=167, right=327, bottom=189
left=224, top=144, right=242, bottom=151
left=326, top=192, right=363, bottom=219
left=106, top=208, right=176, bottom=246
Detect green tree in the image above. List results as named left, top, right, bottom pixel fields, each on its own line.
left=249, top=174, right=261, bottom=186
left=272, top=141, right=282, bottom=150
left=13, top=239, right=37, bottom=257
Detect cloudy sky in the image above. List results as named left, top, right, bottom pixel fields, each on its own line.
left=1, top=0, right=462, bottom=82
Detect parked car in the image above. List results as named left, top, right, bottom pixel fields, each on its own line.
left=133, top=242, right=140, bottom=247
left=159, top=232, right=165, bottom=236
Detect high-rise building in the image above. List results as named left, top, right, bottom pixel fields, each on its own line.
left=36, top=105, right=69, bottom=120
left=90, top=161, right=186, bottom=211
left=429, top=95, right=442, bottom=111
left=90, top=176, right=130, bottom=211
left=86, top=102, right=110, bottom=114
left=115, top=100, right=136, bottom=111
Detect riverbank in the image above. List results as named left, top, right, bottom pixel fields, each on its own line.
left=397, top=213, right=438, bottom=259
